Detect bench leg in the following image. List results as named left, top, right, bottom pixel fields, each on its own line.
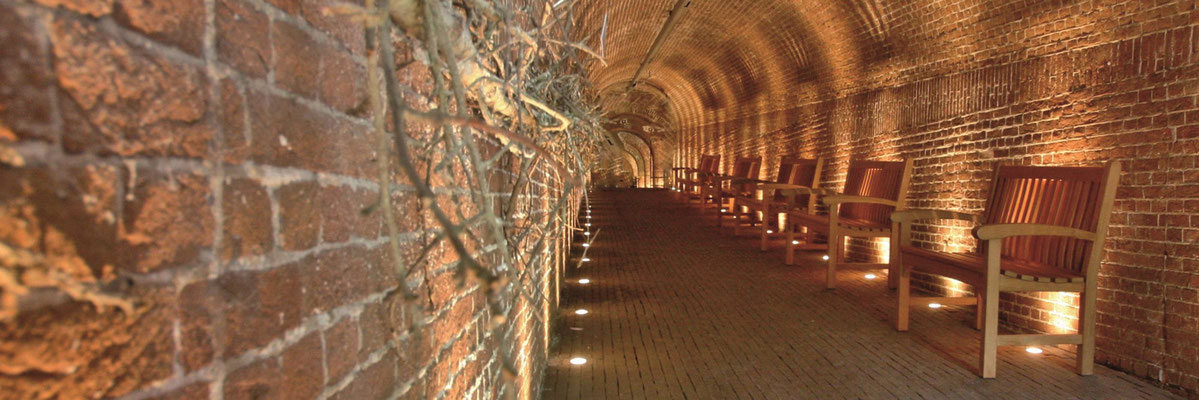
left=897, top=266, right=911, bottom=331
left=975, top=291, right=984, bottom=330
left=760, top=213, right=771, bottom=251
left=887, top=228, right=900, bottom=289
left=1077, top=283, right=1097, bottom=375
left=785, top=229, right=796, bottom=264
left=981, top=243, right=1001, bottom=378
left=732, top=204, right=742, bottom=235
left=826, top=228, right=840, bottom=290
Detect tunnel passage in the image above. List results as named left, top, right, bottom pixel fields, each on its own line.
left=0, top=0, right=1196, bottom=398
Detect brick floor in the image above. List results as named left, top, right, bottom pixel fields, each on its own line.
left=542, top=189, right=1178, bottom=399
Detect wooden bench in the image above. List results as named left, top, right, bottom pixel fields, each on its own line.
left=890, top=162, right=1120, bottom=378
left=702, top=156, right=762, bottom=225
left=731, top=156, right=824, bottom=251
left=784, top=159, right=913, bottom=290
left=673, top=154, right=720, bottom=202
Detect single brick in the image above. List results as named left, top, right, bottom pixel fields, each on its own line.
left=215, top=0, right=271, bottom=79
left=221, top=177, right=273, bottom=260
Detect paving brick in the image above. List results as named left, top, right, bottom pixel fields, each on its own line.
left=543, top=190, right=1183, bottom=399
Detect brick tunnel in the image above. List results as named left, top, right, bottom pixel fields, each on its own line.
left=0, top=0, right=1197, bottom=399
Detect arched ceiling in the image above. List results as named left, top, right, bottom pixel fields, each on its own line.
left=574, top=0, right=1083, bottom=132
left=574, top=0, right=899, bottom=131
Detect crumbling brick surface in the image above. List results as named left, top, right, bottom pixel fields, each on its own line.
left=0, top=0, right=569, bottom=398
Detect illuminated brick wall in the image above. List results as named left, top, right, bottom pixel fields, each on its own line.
left=0, top=0, right=573, bottom=398
left=668, top=1, right=1198, bottom=395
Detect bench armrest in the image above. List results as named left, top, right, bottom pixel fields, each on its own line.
left=973, top=224, right=1097, bottom=241
left=891, top=209, right=981, bottom=224
left=823, top=194, right=897, bottom=207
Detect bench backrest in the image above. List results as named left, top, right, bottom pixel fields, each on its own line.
left=776, top=156, right=824, bottom=205
left=839, top=159, right=914, bottom=226
left=729, top=156, right=763, bottom=192
left=981, top=162, right=1121, bottom=275
left=698, top=154, right=720, bottom=173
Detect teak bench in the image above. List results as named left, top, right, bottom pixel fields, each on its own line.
left=890, top=162, right=1121, bottom=378
left=673, top=154, right=720, bottom=202
left=732, top=156, right=824, bottom=251
left=703, top=156, right=762, bottom=225
left=784, top=159, right=913, bottom=290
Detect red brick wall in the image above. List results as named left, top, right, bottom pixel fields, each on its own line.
left=673, top=1, right=1199, bottom=396
left=0, top=0, right=572, bottom=399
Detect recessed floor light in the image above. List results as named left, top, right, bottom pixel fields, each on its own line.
left=582, top=243, right=590, bottom=247
left=1026, top=347, right=1043, bottom=354
left=792, top=240, right=800, bottom=245
left=578, top=278, right=590, bottom=284
left=569, top=357, right=587, bottom=365
left=928, top=303, right=942, bottom=309
left=822, top=255, right=830, bottom=261
left=766, top=230, right=773, bottom=234
left=582, top=258, right=591, bottom=262
left=575, top=309, right=589, bottom=315
left=865, top=273, right=877, bottom=280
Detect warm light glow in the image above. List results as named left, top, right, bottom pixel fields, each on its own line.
left=792, top=240, right=799, bottom=245
left=865, top=274, right=877, bottom=280
left=575, top=309, right=589, bottom=315
left=929, top=303, right=942, bottom=309
left=585, top=223, right=591, bottom=226
left=584, top=232, right=590, bottom=236
left=766, top=230, right=773, bottom=234
left=821, top=255, right=829, bottom=261
left=582, top=243, right=590, bottom=248
left=1026, top=347, right=1043, bottom=354
left=578, top=278, right=590, bottom=284
left=582, top=258, right=591, bottom=262
left=586, top=215, right=592, bottom=219
left=720, top=208, right=727, bottom=213
left=569, top=357, right=587, bottom=365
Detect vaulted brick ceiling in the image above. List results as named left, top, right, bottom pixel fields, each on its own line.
left=575, top=0, right=1102, bottom=134
left=575, top=0, right=896, bottom=133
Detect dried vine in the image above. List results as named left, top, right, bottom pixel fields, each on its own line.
left=350, top=0, right=603, bottom=396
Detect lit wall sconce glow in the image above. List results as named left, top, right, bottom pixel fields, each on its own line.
left=578, top=278, right=590, bottom=284
left=928, top=303, right=942, bottom=309
left=582, top=258, right=591, bottom=262
left=569, top=357, right=587, bottom=365
left=582, top=243, right=590, bottom=248
left=575, top=309, right=589, bottom=315
left=792, top=240, right=799, bottom=245
left=1026, top=347, right=1043, bottom=354
left=821, top=255, right=829, bottom=261
left=865, top=274, right=877, bottom=280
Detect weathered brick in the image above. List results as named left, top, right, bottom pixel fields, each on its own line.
left=112, top=0, right=206, bottom=56
left=318, top=184, right=381, bottom=243
left=215, top=264, right=304, bottom=357
left=246, top=88, right=374, bottom=177
left=276, top=180, right=321, bottom=251
left=119, top=168, right=213, bottom=273
left=0, top=4, right=57, bottom=142
left=323, top=317, right=359, bottom=383
left=278, top=332, right=325, bottom=398
left=330, top=353, right=397, bottom=400
left=215, top=0, right=271, bottom=79
left=50, top=15, right=212, bottom=158
left=224, top=356, right=282, bottom=400
left=221, top=177, right=273, bottom=260
left=271, top=21, right=320, bottom=99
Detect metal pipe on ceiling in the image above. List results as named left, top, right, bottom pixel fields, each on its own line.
left=628, top=0, right=691, bottom=90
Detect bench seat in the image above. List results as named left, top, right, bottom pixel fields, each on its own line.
left=901, top=246, right=1084, bottom=285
